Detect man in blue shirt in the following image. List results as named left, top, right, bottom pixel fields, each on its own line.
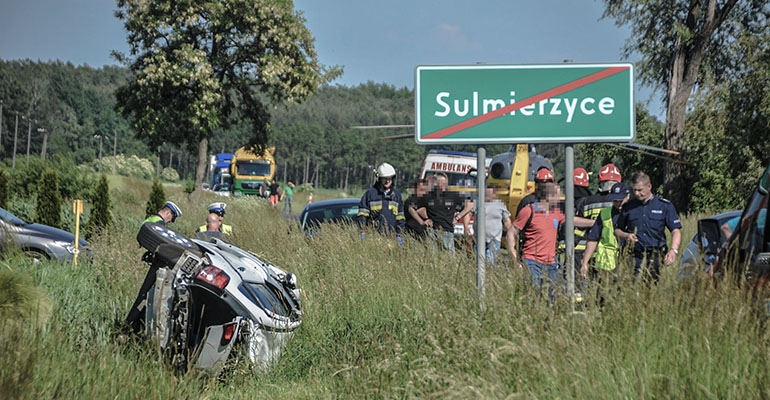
left=614, top=172, right=682, bottom=284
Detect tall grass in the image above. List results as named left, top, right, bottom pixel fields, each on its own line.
left=2, top=178, right=768, bottom=399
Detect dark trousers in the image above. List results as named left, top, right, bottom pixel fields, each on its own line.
left=633, top=247, right=665, bottom=284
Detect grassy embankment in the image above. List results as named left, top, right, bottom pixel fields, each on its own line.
left=1, top=176, right=768, bottom=399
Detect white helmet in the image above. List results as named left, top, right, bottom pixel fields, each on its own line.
left=376, top=163, right=396, bottom=178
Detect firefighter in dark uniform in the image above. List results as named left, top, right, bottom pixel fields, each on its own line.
left=614, top=171, right=682, bottom=284
left=357, top=163, right=406, bottom=238
left=572, top=164, right=623, bottom=285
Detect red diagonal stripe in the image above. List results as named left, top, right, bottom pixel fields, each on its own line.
left=421, top=65, right=630, bottom=140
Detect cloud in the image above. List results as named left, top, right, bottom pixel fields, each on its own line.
left=428, top=24, right=481, bottom=52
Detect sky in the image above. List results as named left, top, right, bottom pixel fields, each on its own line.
left=0, top=0, right=663, bottom=118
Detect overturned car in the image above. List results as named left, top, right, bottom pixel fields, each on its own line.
left=130, top=222, right=302, bottom=374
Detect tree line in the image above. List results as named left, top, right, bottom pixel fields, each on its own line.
left=1, top=57, right=768, bottom=212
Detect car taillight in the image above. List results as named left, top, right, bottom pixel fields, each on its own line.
left=221, top=321, right=238, bottom=346
left=195, top=265, right=230, bottom=290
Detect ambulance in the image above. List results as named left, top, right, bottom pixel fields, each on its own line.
left=419, top=149, right=492, bottom=193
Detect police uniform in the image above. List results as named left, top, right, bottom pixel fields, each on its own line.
left=615, top=195, right=682, bottom=282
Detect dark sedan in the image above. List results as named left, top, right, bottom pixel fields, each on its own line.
left=680, top=209, right=742, bottom=277
left=0, top=207, right=92, bottom=261
left=297, top=198, right=360, bottom=236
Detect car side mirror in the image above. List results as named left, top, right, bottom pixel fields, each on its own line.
left=697, top=219, right=721, bottom=257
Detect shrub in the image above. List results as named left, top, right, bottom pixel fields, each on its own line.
left=7, top=156, right=95, bottom=200
left=36, top=169, right=62, bottom=228
left=184, top=179, right=195, bottom=194
left=145, top=178, right=166, bottom=218
left=99, top=154, right=156, bottom=180
left=0, top=169, right=8, bottom=209
left=159, top=167, right=180, bottom=182
left=87, top=174, right=111, bottom=236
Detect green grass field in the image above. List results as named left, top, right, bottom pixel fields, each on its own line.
left=1, top=177, right=768, bottom=399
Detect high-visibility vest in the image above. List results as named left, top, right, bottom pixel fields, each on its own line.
left=197, top=223, right=233, bottom=236
left=594, top=207, right=618, bottom=271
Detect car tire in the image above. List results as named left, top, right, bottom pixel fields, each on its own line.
left=137, top=223, right=197, bottom=253
left=24, top=249, right=50, bottom=262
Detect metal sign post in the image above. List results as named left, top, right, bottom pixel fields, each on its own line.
left=476, top=147, right=486, bottom=311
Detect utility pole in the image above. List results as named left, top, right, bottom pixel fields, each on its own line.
left=38, top=128, right=47, bottom=159
left=94, top=135, right=104, bottom=172
left=12, top=113, right=19, bottom=168
left=0, top=101, right=4, bottom=155
left=26, top=118, right=32, bottom=164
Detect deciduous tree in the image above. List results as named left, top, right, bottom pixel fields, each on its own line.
left=602, top=0, right=769, bottom=211
left=114, top=0, right=339, bottom=200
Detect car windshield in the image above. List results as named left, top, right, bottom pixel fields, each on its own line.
left=304, top=204, right=358, bottom=226
left=0, top=208, right=27, bottom=226
left=236, top=161, right=270, bottom=176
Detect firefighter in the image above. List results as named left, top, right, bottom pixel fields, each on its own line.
left=357, top=163, right=405, bottom=239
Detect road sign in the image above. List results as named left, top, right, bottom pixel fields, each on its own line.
left=415, top=63, right=635, bottom=144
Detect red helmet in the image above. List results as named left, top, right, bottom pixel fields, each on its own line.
left=535, top=167, right=554, bottom=182
left=573, top=168, right=589, bottom=187
left=598, top=163, right=622, bottom=182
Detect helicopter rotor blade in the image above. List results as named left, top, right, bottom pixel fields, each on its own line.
left=619, top=142, right=680, bottom=156
left=605, top=143, right=689, bottom=165
left=380, top=134, right=414, bottom=141
left=351, top=124, right=415, bottom=130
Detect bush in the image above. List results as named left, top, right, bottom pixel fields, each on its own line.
left=183, top=179, right=195, bottom=194
left=99, top=154, right=156, bottom=180
left=36, top=169, right=62, bottom=228
left=6, top=156, right=96, bottom=200
left=145, top=178, right=166, bottom=218
left=159, top=167, right=180, bottom=182
left=87, top=174, right=111, bottom=236
left=0, top=169, right=8, bottom=209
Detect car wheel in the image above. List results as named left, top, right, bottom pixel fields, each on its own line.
left=24, top=249, right=49, bottom=262
left=137, top=223, right=196, bottom=253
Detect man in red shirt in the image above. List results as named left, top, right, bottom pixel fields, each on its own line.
left=511, top=181, right=565, bottom=300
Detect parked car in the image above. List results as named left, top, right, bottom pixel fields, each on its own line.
left=680, top=209, right=742, bottom=277
left=297, top=198, right=360, bottom=236
left=0, top=207, right=92, bottom=261
left=699, top=164, right=770, bottom=296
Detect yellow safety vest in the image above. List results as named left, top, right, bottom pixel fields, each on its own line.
left=593, top=207, right=618, bottom=271
left=197, top=224, right=233, bottom=236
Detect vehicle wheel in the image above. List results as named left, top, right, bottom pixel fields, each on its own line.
left=24, top=249, right=49, bottom=262
left=137, top=223, right=196, bottom=253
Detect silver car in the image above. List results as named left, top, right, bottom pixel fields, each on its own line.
left=0, top=207, right=92, bottom=261
left=135, top=223, right=302, bottom=374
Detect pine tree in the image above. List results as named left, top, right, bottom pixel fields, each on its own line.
left=0, top=169, right=9, bottom=210
left=37, top=169, right=62, bottom=228
left=88, top=174, right=111, bottom=235
left=145, top=177, right=166, bottom=218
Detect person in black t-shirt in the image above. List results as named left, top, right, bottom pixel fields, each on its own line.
left=418, top=172, right=470, bottom=254
left=404, top=179, right=429, bottom=240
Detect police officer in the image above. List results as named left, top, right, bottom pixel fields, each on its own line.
left=144, top=201, right=182, bottom=225
left=357, top=162, right=406, bottom=237
left=614, top=171, right=682, bottom=284
left=127, top=200, right=182, bottom=334
left=196, top=202, right=233, bottom=236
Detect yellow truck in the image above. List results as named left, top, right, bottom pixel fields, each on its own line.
left=230, top=146, right=276, bottom=197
